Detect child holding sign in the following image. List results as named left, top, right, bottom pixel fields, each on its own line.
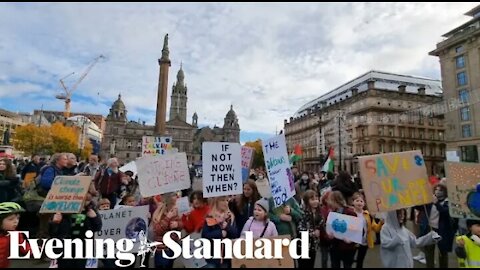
left=182, top=191, right=210, bottom=234
left=0, top=202, right=30, bottom=268
left=297, top=190, right=324, bottom=268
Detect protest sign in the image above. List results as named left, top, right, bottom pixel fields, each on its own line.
left=241, top=146, right=254, bottom=183
left=136, top=152, right=191, bottom=197
left=96, top=205, right=149, bottom=250
left=176, top=196, right=191, bottom=215
left=262, top=134, right=296, bottom=208
left=445, top=162, right=480, bottom=220
left=358, top=151, right=433, bottom=213
left=231, top=235, right=294, bottom=268
left=326, top=212, right=363, bottom=244
left=40, top=176, right=91, bottom=214
left=119, top=161, right=137, bottom=177
left=180, top=233, right=208, bottom=268
left=202, top=142, right=242, bottom=198
left=142, top=136, right=172, bottom=157
left=446, top=151, right=460, bottom=162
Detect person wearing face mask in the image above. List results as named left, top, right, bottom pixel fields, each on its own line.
left=295, top=172, right=313, bottom=205
left=419, top=184, right=456, bottom=268
left=93, top=158, right=128, bottom=209
left=255, top=172, right=271, bottom=199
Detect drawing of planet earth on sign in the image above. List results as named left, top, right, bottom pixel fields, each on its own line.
left=125, top=218, right=147, bottom=241
left=332, top=219, right=348, bottom=233
left=467, top=184, right=480, bottom=217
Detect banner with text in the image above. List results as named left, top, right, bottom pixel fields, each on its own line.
left=262, top=134, right=296, bottom=208
left=202, top=142, right=242, bottom=198
left=142, top=136, right=172, bottom=157
left=241, top=146, right=254, bottom=183
left=326, top=212, right=363, bottom=244
left=96, top=205, right=149, bottom=250
left=136, top=152, right=191, bottom=197
left=445, top=162, right=480, bottom=220
left=358, top=151, right=433, bottom=213
left=40, top=176, right=91, bottom=214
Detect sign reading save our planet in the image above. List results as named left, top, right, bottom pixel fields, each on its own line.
left=40, top=176, right=91, bottom=213
left=358, top=151, right=433, bottom=213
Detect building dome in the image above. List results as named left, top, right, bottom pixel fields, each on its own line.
left=226, top=105, right=237, bottom=119
left=112, top=94, right=126, bottom=110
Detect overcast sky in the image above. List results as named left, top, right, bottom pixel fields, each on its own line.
left=0, top=2, right=477, bottom=143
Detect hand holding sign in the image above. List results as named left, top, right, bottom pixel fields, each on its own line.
left=86, top=208, right=97, bottom=218
left=53, top=212, right=62, bottom=223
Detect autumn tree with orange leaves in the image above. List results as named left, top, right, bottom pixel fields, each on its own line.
left=14, top=122, right=93, bottom=159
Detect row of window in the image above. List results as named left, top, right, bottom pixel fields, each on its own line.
left=462, top=124, right=473, bottom=138
left=361, top=127, right=444, bottom=140
left=373, top=143, right=445, bottom=157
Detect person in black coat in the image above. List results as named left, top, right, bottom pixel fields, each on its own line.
left=331, top=171, right=359, bottom=202
left=21, top=154, right=40, bottom=180
left=0, top=158, right=21, bottom=203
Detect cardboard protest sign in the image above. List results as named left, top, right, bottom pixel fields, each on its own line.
left=176, top=196, right=191, bottom=215
left=136, top=152, right=191, bottom=197
left=40, top=176, right=91, bottom=213
left=358, top=151, right=433, bottom=213
left=142, top=136, right=172, bottom=157
left=241, top=146, right=255, bottom=183
left=202, top=142, right=242, bottom=198
left=180, top=233, right=207, bottom=268
left=445, top=162, right=480, bottom=220
left=262, top=134, right=296, bottom=208
left=231, top=235, right=294, bottom=268
left=326, top=212, right=363, bottom=244
left=96, top=205, right=149, bottom=250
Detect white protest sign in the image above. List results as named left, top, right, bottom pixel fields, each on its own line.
left=262, top=134, right=296, bottom=208
left=446, top=151, right=460, bottom=162
left=176, top=196, right=191, bottom=215
left=241, top=146, right=254, bottom=183
left=136, top=152, right=191, bottom=197
left=181, top=233, right=207, bottom=268
left=202, top=142, right=242, bottom=198
left=142, top=136, right=172, bottom=157
left=85, top=259, right=98, bottom=268
left=326, top=212, right=363, bottom=244
left=119, top=161, right=137, bottom=177
left=96, top=205, right=149, bottom=250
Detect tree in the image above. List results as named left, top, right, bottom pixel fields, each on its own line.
left=13, top=124, right=52, bottom=155
left=244, top=139, right=265, bottom=169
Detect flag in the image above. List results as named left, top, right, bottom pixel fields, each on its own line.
left=322, top=147, right=334, bottom=173
left=289, top=144, right=303, bottom=164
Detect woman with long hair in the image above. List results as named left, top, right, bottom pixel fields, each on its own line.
left=0, top=158, right=20, bottom=203
left=229, top=180, right=260, bottom=235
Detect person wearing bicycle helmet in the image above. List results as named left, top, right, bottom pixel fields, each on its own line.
left=0, top=202, right=31, bottom=268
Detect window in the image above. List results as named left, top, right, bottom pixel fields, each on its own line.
left=439, top=132, right=444, bottom=140
left=137, top=141, right=142, bottom=149
left=378, top=126, right=384, bottom=136
left=429, top=117, right=434, bottom=126
left=400, top=128, right=405, bottom=138
left=455, top=45, right=464, bottom=53
left=430, top=146, right=435, bottom=156
left=137, top=153, right=141, bottom=158
left=430, top=132, right=434, bottom=140
left=127, top=140, right=132, bottom=149
left=419, top=130, right=424, bottom=139
left=457, top=72, right=468, bottom=86
left=459, top=90, right=469, bottom=104
left=126, top=153, right=130, bottom=158
left=462, top=124, right=472, bottom=138
left=421, top=145, right=427, bottom=155
left=410, top=129, right=415, bottom=138
left=460, top=145, right=479, bottom=163
left=379, top=142, right=385, bottom=153
left=390, top=144, right=396, bottom=152
left=389, top=127, right=394, bottom=137
left=456, top=55, right=465, bottom=69
left=461, top=107, right=471, bottom=121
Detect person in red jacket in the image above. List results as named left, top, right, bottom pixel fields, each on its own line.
left=93, top=158, right=127, bottom=208
left=0, top=202, right=30, bottom=268
left=182, top=191, right=210, bottom=234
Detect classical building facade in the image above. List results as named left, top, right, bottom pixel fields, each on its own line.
left=101, top=68, right=240, bottom=165
left=284, top=70, right=446, bottom=176
left=429, top=5, right=480, bottom=163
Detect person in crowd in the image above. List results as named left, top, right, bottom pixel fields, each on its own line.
left=229, top=180, right=261, bottom=235
left=350, top=192, right=383, bottom=268
left=380, top=208, right=441, bottom=268
left=326, top=190, right=357, bottom=268
left=38, top=153, right=68, bottom=195
left=151, top=193, right=182, bottom=268
left=115, top=194, right=137, bottom=209
left=319, top=171, right=335, bottom=194
left=94, top=158, right=127, bottom=208
left=0, top=202, right=30, bottom=268
left=297, top=190, right=324, bottom=268
left=83, top=154, right=100, bottom=179
left=319, top=191, right=332, bottom=268
left=21, top=154, right=40, bottom=187
left=0, top=159, right=21, bottom=203
left=420, top=184, right=456, bottom=268
left=240, top=198, right=277, bottom=238
left=62, top=153, right=79, bottom=176
left=269, top=197, right=303, bottom=238
left=295, top=172, right=314, bottom=205
left=182, top=191, right=210, bottom=234
left=455, top=219, right=480, bottom=268
left=98, top=198, right=111, bottom=210
left=255, top=171, right=271, bottom=199
left=202, top=196, right=237, bottom=268
left=331, top=171, right=359, bottom=203
left=49, top=193, right=102, bottom=268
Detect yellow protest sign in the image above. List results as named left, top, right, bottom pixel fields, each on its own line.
left=358, top=151, right=433, bottom=213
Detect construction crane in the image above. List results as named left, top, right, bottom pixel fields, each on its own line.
left=56, top=55, right=105, bottom=118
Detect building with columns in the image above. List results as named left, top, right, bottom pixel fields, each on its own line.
left=101, top=35, right=240, bottom=164
left=284, top=70, right=446, bottom=176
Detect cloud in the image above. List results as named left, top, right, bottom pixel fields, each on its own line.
left=1, top=2, right=478, bottom=140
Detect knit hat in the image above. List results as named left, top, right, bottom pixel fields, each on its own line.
left=467, top=219, right=480, bottom=228
left=255, top=198, right=269, bottom=213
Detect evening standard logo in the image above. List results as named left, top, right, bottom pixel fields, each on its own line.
left=9, top=231, right=310, bottom=267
